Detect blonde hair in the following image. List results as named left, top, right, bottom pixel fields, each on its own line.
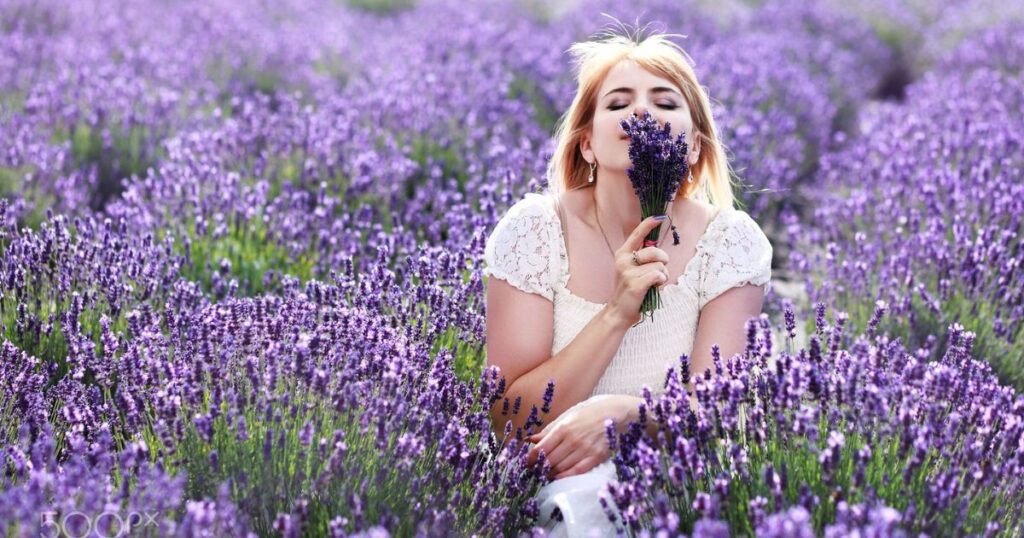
left=545, top=20, right=737, bottom=210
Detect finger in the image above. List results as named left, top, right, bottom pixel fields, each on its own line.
left=525, top=436, right=545, bottom=465
left=626, top=260, right=665, bottom=280
left=653, top=268, right=670, bottom=289
left=537, top=430, right=570, bottom=469
left=623, top=216, right=667, bottom=254
left=544, top=438, right=576, bottom=474
left=527, top=419, right=558, bottom=445
left=631, top=267, right=668, bottom=291
left=526, top=443, right=549, bottom=467
left=649, top=264, right=670, bottom=288
left=638, top=260, right=667, bottom=274
left=551, top=447, right=588, bottom=478
left=640, top=246, right=670, bottom=264
left=631, top=248, right=669, bottom=266
left=555, top=456, right=602, bottom=480
left=652, top=264, right=669, bottom=279
left=527, top=428, right=562, bottom=466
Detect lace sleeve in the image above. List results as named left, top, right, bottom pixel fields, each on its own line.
left=483, top=193, right=559, bottom=302
left=698, top=209, right=773, bottom=310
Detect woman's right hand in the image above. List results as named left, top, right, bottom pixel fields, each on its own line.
left=605, top=216, right=671, bottom=329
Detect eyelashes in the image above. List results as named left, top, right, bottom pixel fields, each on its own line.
left=607, top=104, right=679, bottom=111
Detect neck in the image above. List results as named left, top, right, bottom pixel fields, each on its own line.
left=593, top=168, right=645, bottom=241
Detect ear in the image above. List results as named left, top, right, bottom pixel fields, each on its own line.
left=579, top=131, right=594, bottom=163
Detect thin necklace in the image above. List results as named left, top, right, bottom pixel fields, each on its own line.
left=592, top=188, right=618, bottom=258
left=593, top=188, right=673, bottom=256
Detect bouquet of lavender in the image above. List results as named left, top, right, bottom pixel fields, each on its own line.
left=620, top=110, right=690, bottom=323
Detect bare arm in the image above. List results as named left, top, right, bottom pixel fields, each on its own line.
left=688, top=283, right=766, bottom=391
left=688, top=208, right=772, bottom=391
left=602, top=284, right=765, bottom=448
left=485, top=277, right=633, bottom=437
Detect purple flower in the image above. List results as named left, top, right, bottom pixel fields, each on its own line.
left=541, top=378, right=555, bottom=415
left=619, top=110, right=691, bottom=323
left=691, top=518, right=730, bottom=538
left=783, top=300, right=797, bottom=340
left=757, top=505, right=815, bottom=538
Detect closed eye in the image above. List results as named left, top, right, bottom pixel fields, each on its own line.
left=608, top=104, right=678, bottom=110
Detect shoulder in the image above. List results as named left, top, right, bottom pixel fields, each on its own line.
left=712, top=207, right=771, bottom=248
left=485, top=191, right=560, bottom=255
left=676, top=197, right=718, bottom=230
left=701, top=207, right=773, bottom=281
left=697, top=207, right=773, bottom=307
left=483, top=191, right=561, bottom=301
left=487, top=190, right=561, bottom=236
left=485, top=191, right=559, bottom=245
left=551, top=186, right=594, bottom=226
left=501, top=191, right=558, bottom=224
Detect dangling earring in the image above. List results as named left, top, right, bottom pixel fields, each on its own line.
left=687, top=167, right=693, bottom=183
left=588, top=161, right=596, bottom=183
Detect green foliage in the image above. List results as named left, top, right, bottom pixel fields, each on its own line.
left=145, top=340, right=531, bottom=536
left=399, top=129, right=470, bottom=196
left=434, top=325, right=485, bottom=386
left=0, top=166, right=56, bottom=229
left=209, top=59, right=287, bottom=104
left=890, top=291, right=1023, bottom=390
left=312, top=52, right=355, bottom=88
left=0, top=220, right=154, bottom=369
left=649, top=358, right=1015, bottom=535
left=517, top=0, right=564, bottom=24
left=57, top=121, right=157, bottom=210
left=507, top=73, right=560, bottom=132
left=172, top=215, right=317, bottom=299
left=813, top=253, right=1024, bottom=392
left=343, top=0, right=416, bottom=15
left=0, top=91, right=25, bottom=115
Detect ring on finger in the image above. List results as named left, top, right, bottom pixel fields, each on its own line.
left=631, top=250, right=640, bottom=265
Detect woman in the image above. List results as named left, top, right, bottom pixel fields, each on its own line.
left=483, top=28, right=773, bottom=536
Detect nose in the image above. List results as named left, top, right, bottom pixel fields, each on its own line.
left=630, top=101, right=664, bottom=127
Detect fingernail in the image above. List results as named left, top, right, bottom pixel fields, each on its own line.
left=654, top=215, right=668, bottom=221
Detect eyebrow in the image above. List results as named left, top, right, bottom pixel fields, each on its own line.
left=603, top=86, right=682, bottom=98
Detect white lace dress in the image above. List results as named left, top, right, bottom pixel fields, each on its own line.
left=483, top=191, right=772, bottom=537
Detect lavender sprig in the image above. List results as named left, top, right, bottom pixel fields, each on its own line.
left=620, top=111, right=691, bottom=323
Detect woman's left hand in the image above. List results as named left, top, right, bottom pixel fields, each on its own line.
left=525, top=395, right=631, bottom=480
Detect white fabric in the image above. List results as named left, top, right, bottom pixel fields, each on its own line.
left=482, top=192, right=563, bottom=302
left=483, top=191, right=773, bottom=536
left=533, top=395, right=620, bottom=537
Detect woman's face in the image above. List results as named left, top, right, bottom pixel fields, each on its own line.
left=581, top=60, right=700, bottom=175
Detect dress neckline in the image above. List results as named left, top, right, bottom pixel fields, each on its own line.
left=542, top=191, right=726, bottom=308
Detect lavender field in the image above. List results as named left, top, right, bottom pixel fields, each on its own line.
left=1, top=0, right=1023, bottom=536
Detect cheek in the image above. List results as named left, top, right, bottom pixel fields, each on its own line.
left=593, top=117, right=623, bottom=144
left=601, top=114, right=624, bottom=134
left=672, top=113, right=694, bottom=136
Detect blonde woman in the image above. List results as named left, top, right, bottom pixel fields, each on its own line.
left=483, top=26, right=773, bottom=536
